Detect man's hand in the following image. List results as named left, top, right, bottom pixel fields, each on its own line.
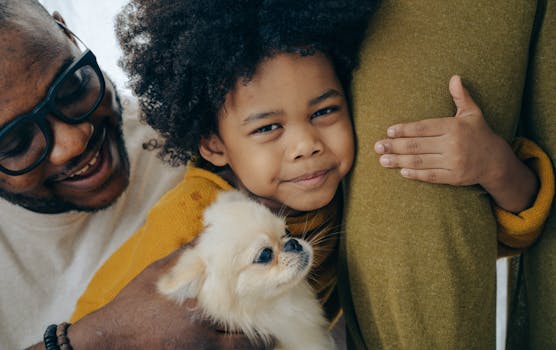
left=374, top=75, right=538, bottom=213
left=61, top=248, right=267, bottom=349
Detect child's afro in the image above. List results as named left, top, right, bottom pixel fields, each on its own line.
left=116, top=0, right=377, bottom=166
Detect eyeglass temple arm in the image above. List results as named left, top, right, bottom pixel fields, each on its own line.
left=54, top=19, right=89, bottom=51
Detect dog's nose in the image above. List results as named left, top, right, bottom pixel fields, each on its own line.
left=284, top=238, right=303, bottom=252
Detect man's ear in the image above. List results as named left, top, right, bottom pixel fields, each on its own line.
left=199, top=134, right=228, bottom=167
left=157, top=249, right=206, bottom=304
left=52, top=11, right=78, bottom=46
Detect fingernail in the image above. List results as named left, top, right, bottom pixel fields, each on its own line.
left=387, top=127, right=396, bottom=137
left=380, top=156, right=391, bottom=166
left=375, top=143, right=385, bottom=153
left=401, top=168, right=410, bottom=177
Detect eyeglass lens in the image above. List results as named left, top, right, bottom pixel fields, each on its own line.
left=55, top=65, right=102, bottom=119
left=0, top=63, right=103, bottom=173
left=0, top=121, right=46, bottom=171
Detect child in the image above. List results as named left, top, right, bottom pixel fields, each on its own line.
left=72, top=0, right=553, bottom=333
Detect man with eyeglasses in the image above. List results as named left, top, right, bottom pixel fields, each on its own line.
left=1, top=1, right=257, bottom=349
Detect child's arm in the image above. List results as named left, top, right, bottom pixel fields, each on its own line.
left=373, top=75, right=538, bottom=213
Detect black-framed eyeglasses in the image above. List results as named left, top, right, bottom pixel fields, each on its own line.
left=0, top=21, right=105, bottom=176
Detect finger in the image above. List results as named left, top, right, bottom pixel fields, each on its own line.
left=375, top=136, right=445, bottom=155
left=400, top=168, right=455, bottom=184
left=449, top=75, right=479, bottom=117
left=386, top=117, right=452, bottom=138
left=379, top=154, right=446, bottom=170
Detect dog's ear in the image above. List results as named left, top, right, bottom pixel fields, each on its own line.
left=157, top=249, right=206, bottom=304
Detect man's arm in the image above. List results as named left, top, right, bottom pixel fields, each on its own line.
left=26, top=248, right=266, bottom=350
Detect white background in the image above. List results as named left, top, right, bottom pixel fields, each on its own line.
left=37, top=2, right=510, bottom=349
left=40, top=0, right=130, bottom=95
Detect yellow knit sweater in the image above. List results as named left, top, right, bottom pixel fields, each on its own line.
left=71, top=138, right=554, bottom=321
left=496, top=138, right=555, bottom=256
left=71, top=166, right=342, bottom=322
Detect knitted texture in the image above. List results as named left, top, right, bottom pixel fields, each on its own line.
left=71, top=165, right=341, bottom=322
left=496, top=137, right=555, bottom=255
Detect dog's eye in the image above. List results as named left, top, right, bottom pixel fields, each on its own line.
left=255, top=248, right=274, bottom=264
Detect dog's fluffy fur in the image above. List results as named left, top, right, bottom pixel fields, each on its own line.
left=157, top=190, right=335, bottom=349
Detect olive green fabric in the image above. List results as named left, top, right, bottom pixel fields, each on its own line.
left=520, top=0, right=556, bottom=348
left=340, top=1, right=553, bottom=349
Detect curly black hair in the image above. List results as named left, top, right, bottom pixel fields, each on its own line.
left=116, top=0, right=377, bottom=167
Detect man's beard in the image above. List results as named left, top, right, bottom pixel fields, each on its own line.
left=0, top=190, right=100, bottom=214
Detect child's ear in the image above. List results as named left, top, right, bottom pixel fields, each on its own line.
left=157, top=249, right=206, bottom=304
left=199, top=134, right=228, bottom=167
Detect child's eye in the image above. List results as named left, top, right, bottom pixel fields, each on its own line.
left=253, top=124, right=281, bottom=134
left=311, top=106, right=339, bottom=119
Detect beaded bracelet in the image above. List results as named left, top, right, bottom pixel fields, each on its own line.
left=56, top=323, right=72, bottom=350
left=43, top=324, right=58, bottom=350
left=43, top=323, right=72, bottom=350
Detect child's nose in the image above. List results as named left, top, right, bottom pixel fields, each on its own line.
left=287, top=126, right=323, bottom=160
left=47, top=116, right=94, bottom=166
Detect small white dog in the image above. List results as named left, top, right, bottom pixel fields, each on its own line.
left=157, top=190, right=335, bottom=350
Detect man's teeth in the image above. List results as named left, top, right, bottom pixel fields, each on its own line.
left=68, top=151, right=100, bottom=178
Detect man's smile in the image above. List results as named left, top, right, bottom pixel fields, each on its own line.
left=48, top=123, right=120, bottom=192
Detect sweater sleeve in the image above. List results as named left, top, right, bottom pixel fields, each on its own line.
left=70, top=166, right=232, bottom=322
left=496, top=138, right=555, bottom=257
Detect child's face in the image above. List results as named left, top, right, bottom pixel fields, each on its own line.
left=200, top=52, right=354, bottom=212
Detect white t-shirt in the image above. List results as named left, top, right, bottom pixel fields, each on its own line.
left=0, top=97, right=185, bottom=349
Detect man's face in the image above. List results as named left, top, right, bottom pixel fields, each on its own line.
left=0, top=14, right=129, bottom=213
left=200, top=52, right=354, bottom=212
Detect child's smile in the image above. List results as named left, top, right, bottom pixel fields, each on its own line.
left=286, top=169, right=331, bottom=189
left=199, top=52, right=354, bottom=212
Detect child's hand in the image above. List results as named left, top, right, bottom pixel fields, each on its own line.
left=374, top=75, right=538, bottom=213
left=374, top=75, right=505, bottom=187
